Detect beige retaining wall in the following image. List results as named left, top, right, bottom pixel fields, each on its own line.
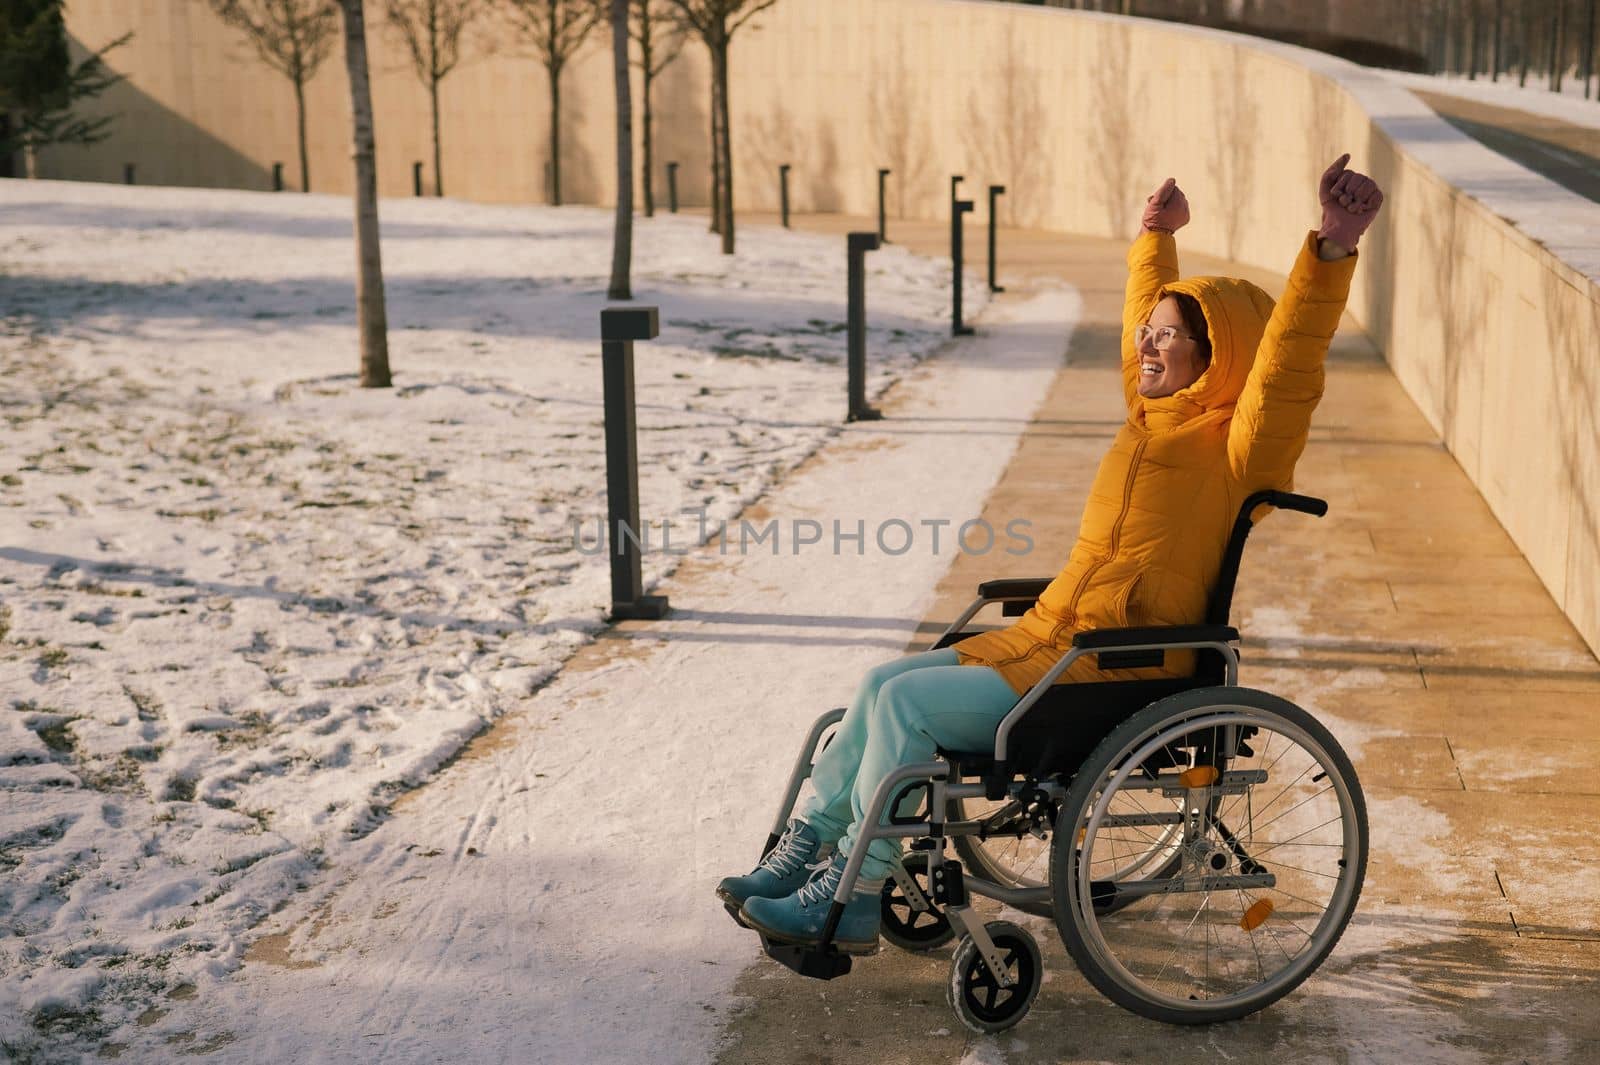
left=44, top=0, right=1600, bottom=657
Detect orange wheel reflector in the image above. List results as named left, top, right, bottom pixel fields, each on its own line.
left=1179, top=765, right=1220, bottom=788
left=1240, top=899, right=1274, bottom=931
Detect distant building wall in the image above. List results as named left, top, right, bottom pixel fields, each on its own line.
left=41, top=0, right=1600, bottom=657
left=48, top=0, right=710, bottom=204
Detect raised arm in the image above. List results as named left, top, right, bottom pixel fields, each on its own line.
left=1227, top=155, right=1383, bottom=488
left=1121, top=178, right=1189, bottom=409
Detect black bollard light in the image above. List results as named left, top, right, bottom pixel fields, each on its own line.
left=952, top=191, right=975, bottom=337
left=877, top=168, right=891, bottom=243
left=124, top=163, right=135, bottom=185
left=666, top=162, right=679, bottom=213
left=846, top=231, right=883, bottom=423
left=601, top=306, right=670, bottom=621
left=413, top=161, right=424, bottom=197
left=987, top=184, right=1006, bottom=294
left=779, top=163, right=791, bottom=228
left=272, top=162, right=284, bottom=192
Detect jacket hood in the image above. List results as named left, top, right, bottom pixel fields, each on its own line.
left=1152, top=274, right=1276, bottom=415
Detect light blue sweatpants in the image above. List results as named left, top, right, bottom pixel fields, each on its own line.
left=798, top=648, right=1021, bottom=881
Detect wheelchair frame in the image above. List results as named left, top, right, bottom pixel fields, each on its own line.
left=735, top=490, right=1369, bottom=1032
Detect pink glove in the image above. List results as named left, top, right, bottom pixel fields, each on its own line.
left=1141, top=177, right=1190, bottom=233
left=1317, top=153, right=1384, bottom=250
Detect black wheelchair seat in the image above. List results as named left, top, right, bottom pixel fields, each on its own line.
left=940, top=675, right=1207, bottom=780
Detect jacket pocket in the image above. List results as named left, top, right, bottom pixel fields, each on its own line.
left=1109, top=570, right=1144, bottom=628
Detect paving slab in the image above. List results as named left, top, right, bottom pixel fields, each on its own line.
left=714, top=213, right=1600, bottom=1064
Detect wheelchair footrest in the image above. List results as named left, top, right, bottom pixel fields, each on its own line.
left=760, top=937, right=854, bottom=981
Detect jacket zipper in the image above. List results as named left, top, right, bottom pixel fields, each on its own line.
left=1051, top=435, right=1147, bottom=643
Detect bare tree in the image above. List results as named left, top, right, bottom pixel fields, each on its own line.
left=210, top=0, right=339, bottom=192
left=608, top=0, right=632, bottom=298
left=1085, top=24, right=1149, bottom=238
left=960, top=26, right=1046, bottom=226
left=869, top=43, right=932, bottom=221
left=739, top=96, right=798, bottom=205
left=499, top=0, right=604, bottom=205
left=1207, top=56, right=1259, bottom=260
left=630, top=0, right=686, bottom=216
left=383, top=0, right=482, bottom=197
left=666, top=0, right=779, bottom=255
left=336, top=0, right=392, bottom=387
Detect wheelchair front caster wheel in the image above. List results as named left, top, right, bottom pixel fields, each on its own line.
left=947, top=920, right=1042, bottom=1034
left=881, top=853, right=955, bottom=952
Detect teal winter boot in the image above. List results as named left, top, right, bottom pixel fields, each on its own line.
left=739, top=851, right=884, bottom=954
left=716, top=818, right=824, bottom=910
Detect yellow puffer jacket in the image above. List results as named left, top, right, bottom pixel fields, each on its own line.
left=955, top=230, right=1358, bottom=695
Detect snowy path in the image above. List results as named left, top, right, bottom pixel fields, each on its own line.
left=168, top=289, right=1078, bottom=1063
left=0, top=182, right=963, bottom=1057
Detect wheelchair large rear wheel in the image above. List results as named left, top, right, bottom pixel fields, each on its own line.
left=1051, top=687, right=1367, bottom=1025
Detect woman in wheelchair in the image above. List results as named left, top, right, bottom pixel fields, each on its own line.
left=718, top=156, right=1382, bottom=1022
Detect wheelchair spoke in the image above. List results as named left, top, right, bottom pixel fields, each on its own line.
left=1241, top=815, right=1346, bottom=859
left=1060, top=700, right=1366, bottom=1020
left=1266, top=884, right=1341, bottom=914
left=1238, top=784, right=1335, bottom=844
left=1152, top=892, right=1212, bottom=985
left=1214, top=743, right=1311, bottom=830
left=1243, top=758, right=1319, bottom=825
left=1236, top=888, right=1268, bottom=983
left=1260, top=858, right=1340, bottom=881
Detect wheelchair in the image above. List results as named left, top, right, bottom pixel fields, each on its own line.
left=730, top=490, right=1368, bottom=1033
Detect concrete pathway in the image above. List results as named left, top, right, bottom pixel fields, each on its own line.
left=714, top=213, right=1600, bottom=1064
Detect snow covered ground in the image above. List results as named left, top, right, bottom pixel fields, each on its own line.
left=1382, top=68, right=1600, bottom=131
left=171, top=288, right=1074, bottom=1065
left=0, top=180, right=979, bottom=1059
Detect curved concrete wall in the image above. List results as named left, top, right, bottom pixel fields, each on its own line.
left=45, top=0, right=1600, bottom=656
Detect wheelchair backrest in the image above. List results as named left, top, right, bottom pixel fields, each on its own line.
left=1202, top=489, right=1329, bottom=628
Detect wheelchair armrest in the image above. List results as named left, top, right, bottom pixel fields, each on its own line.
left=977, top=577, right=1052, bottom=601
left=1071, top=625, right=1240, bottom=650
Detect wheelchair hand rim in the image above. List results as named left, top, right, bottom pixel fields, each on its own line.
left=1073, top=702, right=1366, bottom=1015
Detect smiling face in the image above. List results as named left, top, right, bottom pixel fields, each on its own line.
left=1136, top=296, right=1209, bottom=399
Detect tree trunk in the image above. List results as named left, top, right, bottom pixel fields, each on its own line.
left=550, top=62, right=563, bottom=206
left=0, top=113, right=14, bottom=178
left=23, top=141, right=38, bottom=179
left=1584, top=0, right=1597, bottom=97
left=641, top=67, right=655, bottom=217
left=1484, top=0, right=1497, bottom=79
left=338, top=0, right=392, bottom=388
left=430, top=77, right=443, bottom=196
left=708, top=92, right=720, bottom=234
left=1520, top=1, right=1531, bottom=84
left=295, top=75, right=311, bottom=191
left=1444, top=0, right=1456, bottom=71
left=1468, top=0, right=1480, bottom=78
left=608, top=0, right=632, bottom=300
left=1552, top=0, right=1565, bottom=91
left=713, top=39, right=733, bottom=254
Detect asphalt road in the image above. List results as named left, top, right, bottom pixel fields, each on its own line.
left=1414, top=88, right=1600, bottom=203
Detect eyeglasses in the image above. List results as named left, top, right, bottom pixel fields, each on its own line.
left=1135, top=323, right=1196, bottom=350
